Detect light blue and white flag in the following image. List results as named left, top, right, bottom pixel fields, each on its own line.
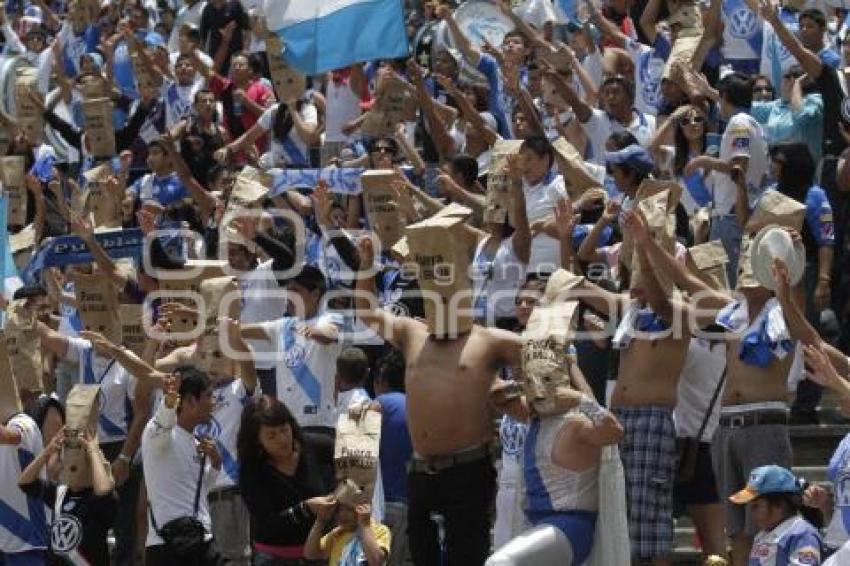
left=265, top=0, right=410, bottom=76
left=0, top=194, right=23, bottom=303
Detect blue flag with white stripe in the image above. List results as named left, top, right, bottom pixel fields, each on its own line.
left=265, top=0, right=410, bottom=76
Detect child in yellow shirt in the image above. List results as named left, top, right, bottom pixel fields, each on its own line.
left=304, top=500, right=391, bottom=566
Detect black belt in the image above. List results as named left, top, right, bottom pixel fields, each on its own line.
left=208, top=486, right=240, bottom=501
left=720, top=409, right=787, bottom=429
left=408, top=445, right=494, bottom=475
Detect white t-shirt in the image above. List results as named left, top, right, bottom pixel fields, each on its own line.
left=65, top=338, right=134, bottom=444
left=259, top=312, right=345, bottom=428
left=581, top=108, right=656, bottom=165
left=523, top=169, right=567, bottom=274
left=0, top=413, right=47, bottom=554
left=673, top=338, right=727, bottom=441
left=625, top=36, right=670, bottom=116
left=238, top=260, right=287, bottom=370
left=710, top=112, right=768, bottom=216
left=194, top=378, right=258, bottom=489
left=142, top=402, right=218, bottom=547
left=324, top=79, right=362, bottom=143
left=472, top=236, right=524, bottom=320
left=257, top=102, right=318, bottom=167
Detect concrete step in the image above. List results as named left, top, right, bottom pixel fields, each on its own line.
left=791, top=424, right=850, bottom=466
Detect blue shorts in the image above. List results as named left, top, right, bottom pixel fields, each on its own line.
left=526, top=509, right=597, bottom=563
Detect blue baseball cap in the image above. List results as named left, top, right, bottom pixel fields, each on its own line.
left=144, top=31, right=166, bottom=49
left=604, top=145, right=655, bottom=175
left=730, top=465, right=800, bottom=504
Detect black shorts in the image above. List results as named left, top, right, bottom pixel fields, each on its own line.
left=674, top=441, right=720, bottom=506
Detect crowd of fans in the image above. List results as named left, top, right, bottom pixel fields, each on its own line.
left=2, top=0, right=850, bottom=564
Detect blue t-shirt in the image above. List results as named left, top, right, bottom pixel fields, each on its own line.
left=375, top=392, right=412, bottom=504
left=804, top=185, right=835, bottom=250
left=62, top=24, right=99, bottom=77
left=129, top=172, right=188, bottom=206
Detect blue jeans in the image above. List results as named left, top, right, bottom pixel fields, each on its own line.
left=709, top=215, right=743, bottom=289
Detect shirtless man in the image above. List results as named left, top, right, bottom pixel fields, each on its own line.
left=638, top=228, right=802, bottom=566
left=553, top=211, right=690, bottom=566
left=354, top=236, right=524, bottom=566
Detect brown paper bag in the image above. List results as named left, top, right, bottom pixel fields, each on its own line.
left=630, top=191, right=677, bottom=292
left=621, top=185, right=680, bottom=273
left=663, top=35, right=701, bottom=79
left=552, top=137, right=600, bottom=200
left=0, top=156, right=27, bottom=227
left=83, top=164, right=123, bottom=229
left=543, top=269, right=586, bottom=304
left=521, top=301, right=579, bottom=413
left=334, top=411, right=382, bottom=500
left=119, top=304, right=146, bottom=357
left=131, top=51, right=162, bottom=91
left=0, top=336, right=23, bottom=422
left=237, top=165, right=274, bottom=189
left=159, top=260, right=230, bottom=334
left=81, top=98, right=116, bottom=157
left=9, top=224, right=37, bottom=271
left=540, top=49, right=572, bottom=73
left=486, top=140, right=524, bottom=224
left=265, top=34, right=306, bottom=103
left=5, top=300, right=43, bottom=392
left=690, top=206, right=711, bottom=245
left=360, top=76, right=409, bottom=136
left=15, top=67, right=43, bottom=145
left=405, top=215, right=474, bottom=338
left=79, top=75, right=110, bottom=100
left=542, top=76, right=570, bottom=110
left=745, top=190, right=806, bottom=234
left=194, top=276, right=240, bottom=376
left=687, top=240, right=729, bottom=291
left=362, top=170, right=404, bottom=248
left=72, top=271, right=122, bottom=345
left=62, top=385, right=101, bottom=487
left=667, top=0, right=704, bottom=37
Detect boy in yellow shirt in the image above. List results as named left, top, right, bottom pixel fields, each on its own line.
left=304, top=499, right=391, bottom=566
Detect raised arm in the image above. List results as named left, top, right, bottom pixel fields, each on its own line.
left=354, top=236, right=411, bottom=351
left=540, top=63, right=593, bottom=123
left=760, top=0, right=823, bottom=79
left=160, top=131, right=217, bottom=218
left=436, top=4, right=481, bottom=66
left=638, top=0, right=663, bottom=44
left=223, top=317, right=257, bottom=393
left=69, top=213, right=130, bottom=289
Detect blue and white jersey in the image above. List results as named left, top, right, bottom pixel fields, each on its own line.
left=825, top=432, right=850, bottom=549
left=0, top=413, right=47, bottom=553
left=57, top=281, right=82, bottom=339
left=163, top=79, right=199, bottom=128
left=716, top=298, right=794, bottom=369
left=57, top=22, right=99, bottom=78
left=259, top=312, right=345, bottom=428
left=65, top=338, right=133, bottom=443
left=625, top=35, right=671, bottom=117
left=804, top=185, right=835, bottom=248
left=256, top=102, right=318, bottom=168
left=195, top=378, right=258, bottom=489
left=749, top=515, right=821, bottom=566
left=760, top=10, right=799, bottom=90
left=129, top=172, right=188, bottom=207
left=721, top=0, right=763, bottom=63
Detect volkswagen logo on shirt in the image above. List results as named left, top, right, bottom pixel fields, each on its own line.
left=284, top=342, right=307, bottom=369
left=51, top=515, right=83, bottom=554
left=499, top=416, right=527, bottom=457
left=729, top=8, right=758, bottom=38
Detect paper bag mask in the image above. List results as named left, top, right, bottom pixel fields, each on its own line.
left=131, top=51, right=163, bottom=91
left=362, top=170, right=404, bottom=248
left=521, top=301, right=579, bottom=415
left=9, top=224, right=37, bottom=271
left=72, top=270, right=123, bottom=345
left=486, top=140, right=523, bottom=224
left=83, top=164, right=123, bottom=229
left=5, top=300, right=43, bottom=392
left=0, top=336, right=23, bottom=422
left=630, top=190, right=677, bottom=293
left=405, top=215, right=474, bottom=338
left=687, top=240, right=729, bottom=291
left=0, top=156, right=27, bottom=227
left=334, top=411, right=382, bottom=502
left=736, top=234, right=758, bottom=289
left=663, top=35, right=701, bottom=79
left=621, top=181, right=682, bottom=270
left=552, top=137, right=601, bottom=200
left=265, top=34, right=307, bottom=103
left=14, top=67, right=43, bottom=145
left=745, top=190, right=806, bottom=234
left=62, top=385, right=101, bottom=487
left=195, top=276, right=240, bottom=376
left=361, top=76, right=409, bottom=136
left=119, top=304, right=146, bottom=356
left=159, top=260, right=230, bottom=334
left=81, top=98, right=116, bottom=157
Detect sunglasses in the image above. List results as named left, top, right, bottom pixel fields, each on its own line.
left=679, top=115, right=705, bottom=126
left=783, top=73, right=803, bottom=80
left=753, top=86, right=773, bottom=94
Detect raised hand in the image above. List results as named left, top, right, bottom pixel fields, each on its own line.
left=802, top=343, right=844, bottom=389
left=621, top=209, right=650, bottom=244
left=553, top=197, right=576, bottom=241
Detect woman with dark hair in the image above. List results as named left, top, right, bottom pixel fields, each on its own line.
left=237, top=397, right=334, bottom=565
left=647, top=104, right=711, bottom=216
